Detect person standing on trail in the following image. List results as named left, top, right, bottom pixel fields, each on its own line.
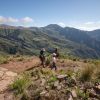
left=51, top=53, right=57, bottom=70
left=39, top=48, right=46, bottom=67
left=54, top=48, right=59, bottom=58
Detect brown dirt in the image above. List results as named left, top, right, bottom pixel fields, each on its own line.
left=0, top=56, right=40, bottom=73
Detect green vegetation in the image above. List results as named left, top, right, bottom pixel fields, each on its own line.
left=79, top=65, right=94, bottom=82
left=0, top=24, right=100, bottom=58
left=10, top=74, right=31, bottom=95
left=0, top=54, right=9, bottom=64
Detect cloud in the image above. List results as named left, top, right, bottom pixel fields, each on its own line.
left=58, top=22, right=66, bottom=27
left=0, top=16, right=19, bottom=23
left=21, top=17, right=34, bottom=23
left=0, top=16, right=34, bottom=26
left=67, top=21, right=100, bottom=31
left=8, top=17, right=19, bottom=23
left=76, top=21, right=100, bottom=31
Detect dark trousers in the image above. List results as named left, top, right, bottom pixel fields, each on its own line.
left=51, top=62, right=57, bottom=70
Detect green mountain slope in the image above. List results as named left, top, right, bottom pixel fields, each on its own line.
left=0, top=24, right=100, bottom=59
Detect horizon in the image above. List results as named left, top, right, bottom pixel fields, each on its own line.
left=0, top=0, right=100, bottom=31
left=1, top=23, right=100, bottom=31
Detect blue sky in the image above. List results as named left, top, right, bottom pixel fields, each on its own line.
left=0, top=0, right=100, bottom=30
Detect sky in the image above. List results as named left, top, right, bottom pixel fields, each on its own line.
left=0, top=0, right=100, bottom=30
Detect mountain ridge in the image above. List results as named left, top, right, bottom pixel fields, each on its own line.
left=0, top=24, right=100, bottom=59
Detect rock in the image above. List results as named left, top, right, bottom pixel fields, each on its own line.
left=54, top=81, right=59, bottom=87
left=57, top=75, right=67, bottom=82
left=0, top=79, right=12, bottom=92
left=45, top=93, right=50, bottom=97
left=68, top=94, right=73, bottom=100
left=45, top=86, right=50, bottom=90
left=71, top=89, right=77, bottom=98
left=88, top=88, right=99, bottom=99
left=96, top=85, right=100, bottom=90
left=57, top=85, right=62, bottom=90
left=40, top=79, right=46, bottom=86
left=94, top=85, right=100, bottom=93
left=57, top=75, right=67, bottom=79
left=40, top=90, right=47, bottom=96
left=5, top=71, right=17, bottom=77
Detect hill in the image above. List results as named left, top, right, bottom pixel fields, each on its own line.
left=0, top=24, right=100, bottom=58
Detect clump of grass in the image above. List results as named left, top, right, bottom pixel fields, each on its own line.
left=40, top=68, right=56, bottom=78
left=16, top=56, right=24, bottom=61
left=10, top=75, right=31, bottom=95
left=79, top=65, right=94, bottom=82
left=66, top=69, right=74, bottom=77
left=76, top=88, right=89, bottom=100
left=47, top=75, right=57, bottom=83
left=0, top=56, right=8, bottom=64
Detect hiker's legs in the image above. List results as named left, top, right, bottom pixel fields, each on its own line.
left=51, top=62, right=57, bottom=70
left=39, top=56, right=45, bottom=67
left=41, top=58, right=45, bottom=67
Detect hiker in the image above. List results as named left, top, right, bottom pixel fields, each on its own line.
left=39, top=48, right=46, bottom=67
left=51, top=53, right=57, bottom=70
left=54, top=48, right=59, bottom=58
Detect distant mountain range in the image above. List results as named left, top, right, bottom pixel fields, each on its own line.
left=0, top=24, right=100, bottom=59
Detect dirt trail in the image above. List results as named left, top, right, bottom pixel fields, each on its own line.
left=0, top=56, right=40, bottom=99
left=0, top=57, right=40, bottom=73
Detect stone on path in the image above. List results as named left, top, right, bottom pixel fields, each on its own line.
left=0, top=67, right=17, bottom=93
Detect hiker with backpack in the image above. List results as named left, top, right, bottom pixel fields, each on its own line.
left=39, top=48, right=46, bottom=67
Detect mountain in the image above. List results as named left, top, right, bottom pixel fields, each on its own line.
left=87, top=29, right=100, bottom=42
left=0, top=24, right=100, bottom=59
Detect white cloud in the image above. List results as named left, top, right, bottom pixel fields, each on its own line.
left=67, top=21, right=100, bottom=31
left=8, top=17, right=18, bottom=23
left=21, top=17, right=34, bottom=23
left=0, top=16, right=34, bottom=26
left=58, top=22, right=66, bottom=27
left=76, top=21, right=100, bottom=31
left=0, top=16, right=7, bottom=23
left=0, top=16, right=19, bottom=23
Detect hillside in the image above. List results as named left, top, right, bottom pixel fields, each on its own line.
left=0, top=24, right=100, bottom=58
left=0, top=55, right=100, bottom=100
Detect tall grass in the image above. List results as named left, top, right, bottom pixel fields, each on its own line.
left=10, top=75, right=31, bottom=95
left=79, top=65, right=94, bottom=82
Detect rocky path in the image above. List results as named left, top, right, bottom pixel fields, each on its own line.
left=0, top=67, right=17, bottom=100
left=0, top=57, right=40, bottom=99
left=0, top=57, right=40, bottom=73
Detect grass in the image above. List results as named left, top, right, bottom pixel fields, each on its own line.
left=0, top=55, right=8, bottom=64
left=79, top=65, right=94, bottom=82
left=10, top=74, right=31, bottom=95
left=76, top=88, right=89, bottom=100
